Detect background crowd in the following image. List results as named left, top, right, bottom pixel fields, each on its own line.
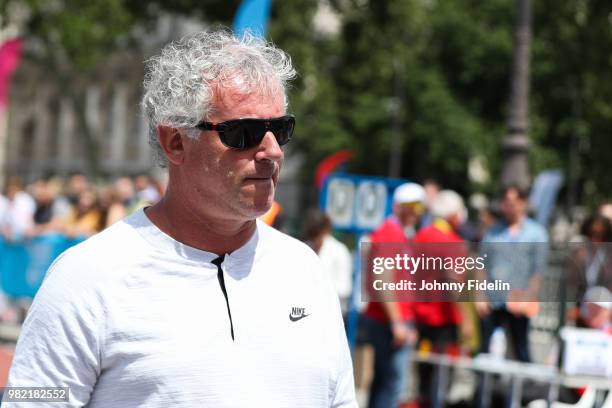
left=304, top=180, right=612, bottom=408
left=1, top=173, right=611, bottom=407
left=0, top=174, right=165, bottom=241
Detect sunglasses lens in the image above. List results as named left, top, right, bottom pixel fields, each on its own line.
left=221, top=122, right=251, bottom=149
left=218, top=116, right=294, bottom=149
left=272, top=117, right=294, bottom=146
left=244, top=122, right=267, bottom=148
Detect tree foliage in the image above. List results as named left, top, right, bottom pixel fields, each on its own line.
left=271, top=0, right=612, bottom=206
left=270, top=0, right=505, bottom=194
left=530, top=0, right=612, bottom=206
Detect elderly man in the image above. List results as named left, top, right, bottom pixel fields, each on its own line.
left=5, top=31, right=356, bottom=407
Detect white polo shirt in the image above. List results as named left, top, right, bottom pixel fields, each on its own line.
left=5, top=210, right=356, bottom=407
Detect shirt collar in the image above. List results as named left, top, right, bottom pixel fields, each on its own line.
left=128, top=208, right=259, bottom=271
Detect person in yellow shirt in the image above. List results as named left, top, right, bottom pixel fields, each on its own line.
left=63, top=189, right=102, bottom=238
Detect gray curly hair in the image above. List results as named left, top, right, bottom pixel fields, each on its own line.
left=142, top=29, right=297, bottom=166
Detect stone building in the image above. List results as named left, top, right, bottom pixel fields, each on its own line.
left=4, top=52, right=154, bottom=181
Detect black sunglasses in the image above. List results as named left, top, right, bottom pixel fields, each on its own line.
left=194, top=115, right=295, bottom=150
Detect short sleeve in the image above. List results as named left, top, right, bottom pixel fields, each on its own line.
left=316, top=256, right=357, bottom=408
left=3, top=251, right=103, bottom=407
left=330, top=319, right=357, bottom=408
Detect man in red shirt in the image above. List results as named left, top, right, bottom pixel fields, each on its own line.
left=363, top=182, right=425, bottom=408
left=413, top=190, right=467, bottom=408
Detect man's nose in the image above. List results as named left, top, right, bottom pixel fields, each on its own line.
left=255, top=131, right=283, bottom=162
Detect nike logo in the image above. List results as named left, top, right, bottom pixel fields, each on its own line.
left=289, top=307, right=310, bottom=322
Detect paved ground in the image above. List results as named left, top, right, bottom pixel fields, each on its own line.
left=0, top=344, right=14, bottom=387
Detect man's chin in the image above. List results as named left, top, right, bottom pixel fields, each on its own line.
left=237, top=196, right=274, bottom=219
left=237, top=184, right=276, bottom=217
left=253, top=200, right=275, bottom=217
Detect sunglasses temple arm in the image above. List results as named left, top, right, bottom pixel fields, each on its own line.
left=195, top=122, right=218, bottom=131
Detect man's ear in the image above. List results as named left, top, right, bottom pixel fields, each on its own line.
left=157, top=125, right=185, bottom=165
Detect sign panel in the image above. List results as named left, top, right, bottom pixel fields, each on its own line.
left=355, top=181, right=387, bottom=230
left=325, top=178, right=355, bottom=228
left=320, top=174, right=407, bottom=233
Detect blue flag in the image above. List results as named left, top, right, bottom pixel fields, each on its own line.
left=233, top=0, right=272, bottom=39
left=529, top=169, right=564, bottom=226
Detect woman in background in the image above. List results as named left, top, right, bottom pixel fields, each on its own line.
left=63, top=188, right=102, bottom=238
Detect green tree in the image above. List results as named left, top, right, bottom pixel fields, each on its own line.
left=285, top=0, right=502, bottom=195
left=281, top=0, right=612, bottom=209
left=530, top=0, right=612, bottom=207
left=268, top=0, right=350, bottom=189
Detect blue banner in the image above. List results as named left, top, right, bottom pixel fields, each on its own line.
left=0, top=235, right=83, bottom=298
left=529, top=169, right=564, bottom=226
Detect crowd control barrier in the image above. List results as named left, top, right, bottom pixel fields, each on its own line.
left=0, top=235, right=83, bottom=299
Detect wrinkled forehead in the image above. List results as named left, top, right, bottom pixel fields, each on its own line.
left=208, top=73, right=286, bottom=117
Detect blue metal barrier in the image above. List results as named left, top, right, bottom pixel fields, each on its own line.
left=0, top=235, right=83, bottom=298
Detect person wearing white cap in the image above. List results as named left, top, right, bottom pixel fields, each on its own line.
left=362, top=182, right=425, bottom=408
left=391, top=182, right=427, bottom=240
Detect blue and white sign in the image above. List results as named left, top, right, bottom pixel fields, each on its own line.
left=320, top=174, right=407, bottom=233
left=355, top=181, right=388, bottom=230
left=324, top=177, right=355, bottom=228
